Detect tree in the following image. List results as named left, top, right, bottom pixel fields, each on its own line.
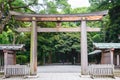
left=89, top=0, right=120, bottom=42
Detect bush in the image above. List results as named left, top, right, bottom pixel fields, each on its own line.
left=16, top=55, right=27, bottom=64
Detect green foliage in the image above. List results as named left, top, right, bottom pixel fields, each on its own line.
left=54, top=33, right=80, bottom=53
left=89, top=0, right=120, bottom=43
left=11, top=0, right=25, bottom=7
left=0, top=31, right=10, bottom=44
left=38, top=22, right=56, bottom=28
left=16, top=55, right=28, bottom=64
left=71, top=7, right=90, bottom=14
left=37, top=32, right=81, bottom=64
left=104, top=5, right=120, bottom=42
left=47, top=1, right=58, bottom=14
left=54, top=0, right=71, bottom=13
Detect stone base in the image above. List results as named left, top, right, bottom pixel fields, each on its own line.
left=24, top=75, right=39, bottom=79
left=80, top=75, right=90, bottom=78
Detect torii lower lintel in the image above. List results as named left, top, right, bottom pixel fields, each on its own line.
left=16, top=27, right=101, bottom=32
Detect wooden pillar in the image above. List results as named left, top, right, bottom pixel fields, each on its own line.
left=4, top=51, right=8, bottom=76
left=110, top=49, right=114, bottom=64
left=14, top=52, right=16, bottom=65
left=101, top=50, right=105, bottom=64
left=117, top=55, right=119, bottom=66
left=30, top=17, right=37, bottom=75
left=81, top=19, right=88, bottom=75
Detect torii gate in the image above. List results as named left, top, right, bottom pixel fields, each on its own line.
left=10, top=10, right=107, bottom=75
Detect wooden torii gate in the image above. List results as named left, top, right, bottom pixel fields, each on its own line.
left=10, top=10, right=108, bottom=75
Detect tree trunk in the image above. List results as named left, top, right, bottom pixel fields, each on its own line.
left=48, top=51, right=52, bottom=64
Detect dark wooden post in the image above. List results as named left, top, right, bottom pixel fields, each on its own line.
left=56, top=22, right=61, bottom=28
left=30, top=17, right=37, bottom=75
left=81, top=18, right=88, bottom=75
left=4, top=50, right=8, bottom=76
left=117, top=55, right=119, bottom=66
left=14, top=52, right=16, bottom=64
left=110, top=48, right=114, bottom=64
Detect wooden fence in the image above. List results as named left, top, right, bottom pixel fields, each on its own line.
left=89, top=64, right=115, bottom=78
left=5, top=65, right=30, bottom=77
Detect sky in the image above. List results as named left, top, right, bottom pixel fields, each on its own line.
left=68, top=0, right=90, bottom=8
left=39, top=0, right=90, bottom=8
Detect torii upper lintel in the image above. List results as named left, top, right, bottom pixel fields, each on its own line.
left=10, top=10, right=108, bottom=22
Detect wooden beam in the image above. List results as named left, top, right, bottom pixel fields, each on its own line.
left=10, top=10, right=108, bottom=17
left=17, top=28, right=31, bottom=32
left=14, top=16, right=103, bottom=22
left=16, top=27, right=101, bottom=32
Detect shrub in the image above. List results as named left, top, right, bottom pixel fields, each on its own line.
left=16, top=55, right=27, bottom=64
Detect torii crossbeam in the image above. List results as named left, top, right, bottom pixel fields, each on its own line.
left=10, top=10, right=108, bottom=75
left=16, top=27, right=100, bottom=32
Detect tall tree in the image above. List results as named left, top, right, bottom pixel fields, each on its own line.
left=89, top=0, right=120, bottom=42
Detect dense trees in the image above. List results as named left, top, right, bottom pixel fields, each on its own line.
left=89, top=0, right=120, bottom=42
left=1, top=0, right=119, bottom=64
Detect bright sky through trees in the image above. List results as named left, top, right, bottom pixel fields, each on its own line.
left=38, top=0, right=90, bottom=8
left=68, top=0, right=90, bottom=8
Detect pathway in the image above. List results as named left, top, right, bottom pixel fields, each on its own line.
left=38, top=64, right=81, bottom=73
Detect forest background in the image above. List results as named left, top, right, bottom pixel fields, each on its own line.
left=0, top=0, right=120, bottom=65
